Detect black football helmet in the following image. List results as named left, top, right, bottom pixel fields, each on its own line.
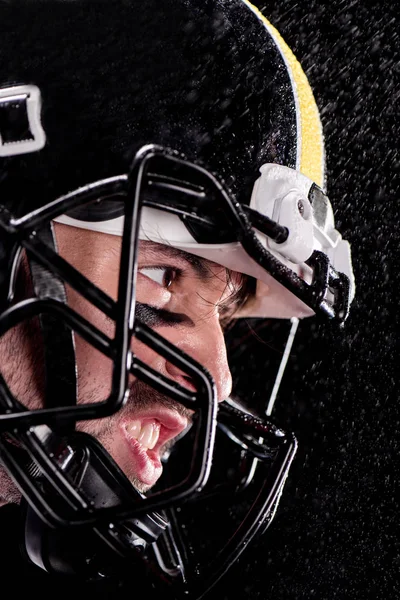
left=0, top=0, right=355, bottom=597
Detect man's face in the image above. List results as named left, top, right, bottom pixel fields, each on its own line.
left=28, top=223, right=236, bottom=493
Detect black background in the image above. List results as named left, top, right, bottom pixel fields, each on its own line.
left=0, top=2, right=398, bottom=599
left=210, top=2, right=399, bottom=599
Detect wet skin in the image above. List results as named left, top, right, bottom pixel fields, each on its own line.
left=36, top=224, right=240, bottom=492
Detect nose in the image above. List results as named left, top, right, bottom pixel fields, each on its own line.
left=164, top=314, right=232, bottom=403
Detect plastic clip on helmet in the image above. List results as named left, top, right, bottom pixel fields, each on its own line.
left=0, top=0, right=355, bottom=598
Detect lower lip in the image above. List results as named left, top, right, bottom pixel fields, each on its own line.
left=122, top=430, right=162, bottom=488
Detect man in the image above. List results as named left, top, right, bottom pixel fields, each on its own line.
left=0, top=0, right=354, bottom=597
left=0, top=226, right=246, bottom=497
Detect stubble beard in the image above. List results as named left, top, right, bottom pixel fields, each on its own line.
left=0, top=314, right=193, bottom=498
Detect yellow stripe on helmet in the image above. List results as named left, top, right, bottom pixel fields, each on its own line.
left=242, top=0, right=326, bottom=189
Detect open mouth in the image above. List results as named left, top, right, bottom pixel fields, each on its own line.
left=121, top=408, right=189, bottom=488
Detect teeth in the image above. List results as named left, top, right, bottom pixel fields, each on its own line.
left=127, top=421, right=141, bottom=438
left=126, top=420, right=160, bottom=450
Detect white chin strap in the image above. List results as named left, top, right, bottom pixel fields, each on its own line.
left=54, top=163, right=355, bottom=320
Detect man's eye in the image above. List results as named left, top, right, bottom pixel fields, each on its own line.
left=139, top=267, right=176, bottom=289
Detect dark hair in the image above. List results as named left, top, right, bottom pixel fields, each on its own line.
left=219, top=270, right=257, bottom=330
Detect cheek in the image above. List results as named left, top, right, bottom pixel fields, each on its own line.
left=131, top=337, right=164, bottom=372
left=74, top=336, right=114, bottom=404
left=60, top=229, right=121, bottom=397
left=66, top=288, right=116, bottom=404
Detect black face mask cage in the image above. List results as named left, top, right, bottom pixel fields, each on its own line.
left=0, top=145, right=226, bottom=528
left=0, top=144, right=302, bottom=530
left=0, top=143, right=337, bottom=593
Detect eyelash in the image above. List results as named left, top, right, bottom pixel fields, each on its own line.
left=138, top=266, right=180, bottom=289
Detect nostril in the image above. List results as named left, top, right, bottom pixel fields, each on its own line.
left=183, top=374, right=196, bottom=386
left=165, top=362, right=197, bottom=392
left=179, top=374, right=197, bottom=392
left=171, top=378, right=196, bottom=394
